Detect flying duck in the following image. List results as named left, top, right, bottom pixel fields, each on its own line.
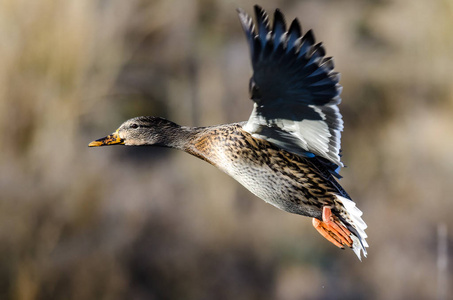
left=89, top=5, right=368, bottom=260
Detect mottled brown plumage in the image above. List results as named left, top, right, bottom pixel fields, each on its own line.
left=186, top=122, right=339, bottom=218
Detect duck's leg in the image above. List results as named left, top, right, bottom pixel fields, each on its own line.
left=312, top=206, right=353, bottom=248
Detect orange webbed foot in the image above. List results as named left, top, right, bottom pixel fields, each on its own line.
left=312, top=206, right=353, bottom=248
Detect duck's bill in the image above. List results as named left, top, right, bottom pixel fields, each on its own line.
left=88, top=131, right=124, bottom=147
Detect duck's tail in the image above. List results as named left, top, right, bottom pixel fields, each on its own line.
left=336, top=195, right=369, bottom=260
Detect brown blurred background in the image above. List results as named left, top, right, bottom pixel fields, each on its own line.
left=0, top=0, right=452, bottom=299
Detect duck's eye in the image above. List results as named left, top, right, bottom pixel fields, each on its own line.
left=130, top=124, right=139, bottom=129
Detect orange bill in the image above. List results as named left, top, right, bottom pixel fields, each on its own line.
left=88, top=130, right=124, bottom=147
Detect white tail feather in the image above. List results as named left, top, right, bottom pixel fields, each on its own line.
left=335, top=195, right=368, bottom=260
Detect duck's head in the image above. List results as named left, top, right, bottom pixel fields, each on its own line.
left=89, top=116, right=181, bottom=147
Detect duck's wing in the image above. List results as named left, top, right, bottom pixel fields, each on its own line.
left=237, top=6, right=344, bottom=168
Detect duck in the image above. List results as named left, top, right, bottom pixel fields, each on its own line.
left=89, top=5, right=368, bottom=260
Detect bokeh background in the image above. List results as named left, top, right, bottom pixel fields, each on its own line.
left=1, top=0, right=452, bottom=299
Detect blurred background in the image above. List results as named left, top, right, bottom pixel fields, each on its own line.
left=0, top=0, right=452, bottom=299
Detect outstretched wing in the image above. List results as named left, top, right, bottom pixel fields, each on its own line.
left=237, top=6, right=344, bottom=169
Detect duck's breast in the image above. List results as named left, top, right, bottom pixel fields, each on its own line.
left=190, top=124, right=335, bottom=218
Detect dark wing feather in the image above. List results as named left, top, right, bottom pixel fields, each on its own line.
left=237, top=6, right=344, bottom=172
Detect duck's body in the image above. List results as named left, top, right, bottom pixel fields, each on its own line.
left=186, top=122, right=338, bottom=218
left=89, top=6, right=368, bottom=259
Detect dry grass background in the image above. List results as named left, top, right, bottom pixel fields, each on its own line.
left=0, top=0, right=452, bottom=299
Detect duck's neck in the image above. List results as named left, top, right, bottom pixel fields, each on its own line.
left=153, top=124, right=202, bottom=151
left=154, top=122, right=220, bottom=166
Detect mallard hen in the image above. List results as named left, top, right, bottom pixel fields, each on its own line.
left=89, top=5, right=368, bottom=260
